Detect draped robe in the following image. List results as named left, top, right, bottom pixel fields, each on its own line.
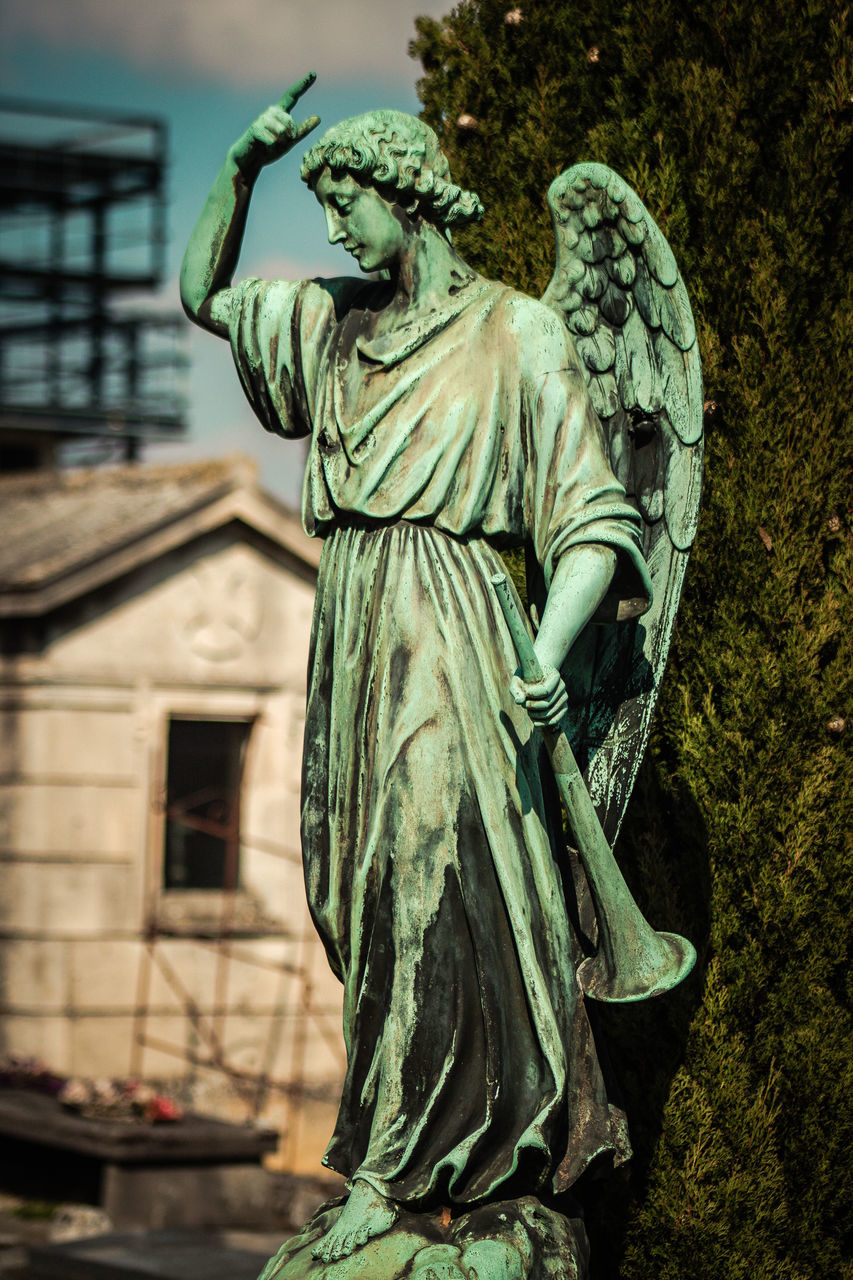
left=228, top=274, right=652, bottom=1207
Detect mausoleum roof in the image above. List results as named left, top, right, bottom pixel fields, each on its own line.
left=0, top=455, right=319, bottom=616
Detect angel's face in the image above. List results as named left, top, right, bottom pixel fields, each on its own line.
left=315, top=168, right=407, bottom=273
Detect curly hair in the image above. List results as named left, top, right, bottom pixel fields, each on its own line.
left=301, top=110, right=484, bottom=230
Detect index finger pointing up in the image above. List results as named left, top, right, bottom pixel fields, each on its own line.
left=279, top=72, right=317, bottom=113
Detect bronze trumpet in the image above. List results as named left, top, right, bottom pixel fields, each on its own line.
left=492, top=572, right=696, bottom=1003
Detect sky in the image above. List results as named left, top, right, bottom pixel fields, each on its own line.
left=0, top=0, right=451, bottom=507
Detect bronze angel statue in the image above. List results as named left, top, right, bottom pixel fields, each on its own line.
left=181, top=73, right=703, bottom=1280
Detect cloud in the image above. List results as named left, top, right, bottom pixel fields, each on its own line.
left=1, top=0, right=449, bottom=87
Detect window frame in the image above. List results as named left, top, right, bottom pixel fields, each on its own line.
left=162, top=715, right=252, bottom=894
left=149, top=708, right=273, bottom=938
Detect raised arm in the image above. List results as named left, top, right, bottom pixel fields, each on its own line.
left=179, top=73, right=320, bottom=338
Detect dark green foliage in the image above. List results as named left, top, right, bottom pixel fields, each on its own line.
left=412, top=2, right=853, bottom=1276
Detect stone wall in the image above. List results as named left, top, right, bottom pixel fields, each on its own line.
left=0, top=529, right=343, bottom=1173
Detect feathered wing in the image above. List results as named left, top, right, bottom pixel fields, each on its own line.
left=541, top=162, right=703, bottom=846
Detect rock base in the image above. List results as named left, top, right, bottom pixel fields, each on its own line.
left=257, top=1195, right=588, bottom=1280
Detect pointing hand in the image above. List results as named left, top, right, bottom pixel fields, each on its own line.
left=231, top=72, right=321, bottom=178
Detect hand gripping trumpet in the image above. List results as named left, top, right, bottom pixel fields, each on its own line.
left=491, top=573, right=696, bottom=1002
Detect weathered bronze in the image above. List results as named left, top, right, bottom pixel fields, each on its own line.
left=492, top=572, right=695, bottom=1003
left=181, top=73, right=702, bottom=1280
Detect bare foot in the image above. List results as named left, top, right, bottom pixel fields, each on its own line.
left=311, top=1177, right=399, bottom=1263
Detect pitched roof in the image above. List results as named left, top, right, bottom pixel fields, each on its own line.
left=0, top=455, right=320, bottom=616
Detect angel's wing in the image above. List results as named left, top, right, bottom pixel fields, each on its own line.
left=541, top=162, right=703, bottom=846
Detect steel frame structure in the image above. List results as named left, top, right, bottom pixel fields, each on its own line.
left=0, top=98, right=187, bottom=463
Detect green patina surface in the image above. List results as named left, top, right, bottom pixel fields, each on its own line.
left=181, top=76, right=701, bottom=1278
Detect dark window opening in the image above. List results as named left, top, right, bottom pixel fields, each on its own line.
left=163, top=717, right=252, bottom=891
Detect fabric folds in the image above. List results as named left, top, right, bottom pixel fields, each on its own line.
left=229, top=273, right=646, bottom=1205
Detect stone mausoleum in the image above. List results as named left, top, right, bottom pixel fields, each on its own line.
left=0, top=456, right=345, bottom=1174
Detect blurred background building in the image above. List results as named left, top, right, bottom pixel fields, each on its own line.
left=0, top=100, right=344, bottom=1182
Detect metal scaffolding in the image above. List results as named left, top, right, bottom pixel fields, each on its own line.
left=0, top=98, right=187, bottom=465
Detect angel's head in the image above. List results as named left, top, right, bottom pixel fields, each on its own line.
left=301, top=110, right=483, bottom=239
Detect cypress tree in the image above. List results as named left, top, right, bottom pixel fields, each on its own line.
left=411, top=3, right=853, bottom=1276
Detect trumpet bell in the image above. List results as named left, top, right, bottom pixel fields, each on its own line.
left=577, top=930, right=696, bottom=1004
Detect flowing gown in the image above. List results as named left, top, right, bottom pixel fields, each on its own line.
left=228, top=274, right=652, bottom=1208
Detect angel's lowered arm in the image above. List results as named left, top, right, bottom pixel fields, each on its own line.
left=510, top=545, right=616, bottom=728
left=180, top=73, right=319, bottom=338
left=535, top=544, right=617, bottom=670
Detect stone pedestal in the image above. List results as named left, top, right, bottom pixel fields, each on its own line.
left=28, top=1229, right=283, bottom=1280
left=257, top=1196, right=588, bottom=1280
left=0, top=1090, right=278, bottom=1229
